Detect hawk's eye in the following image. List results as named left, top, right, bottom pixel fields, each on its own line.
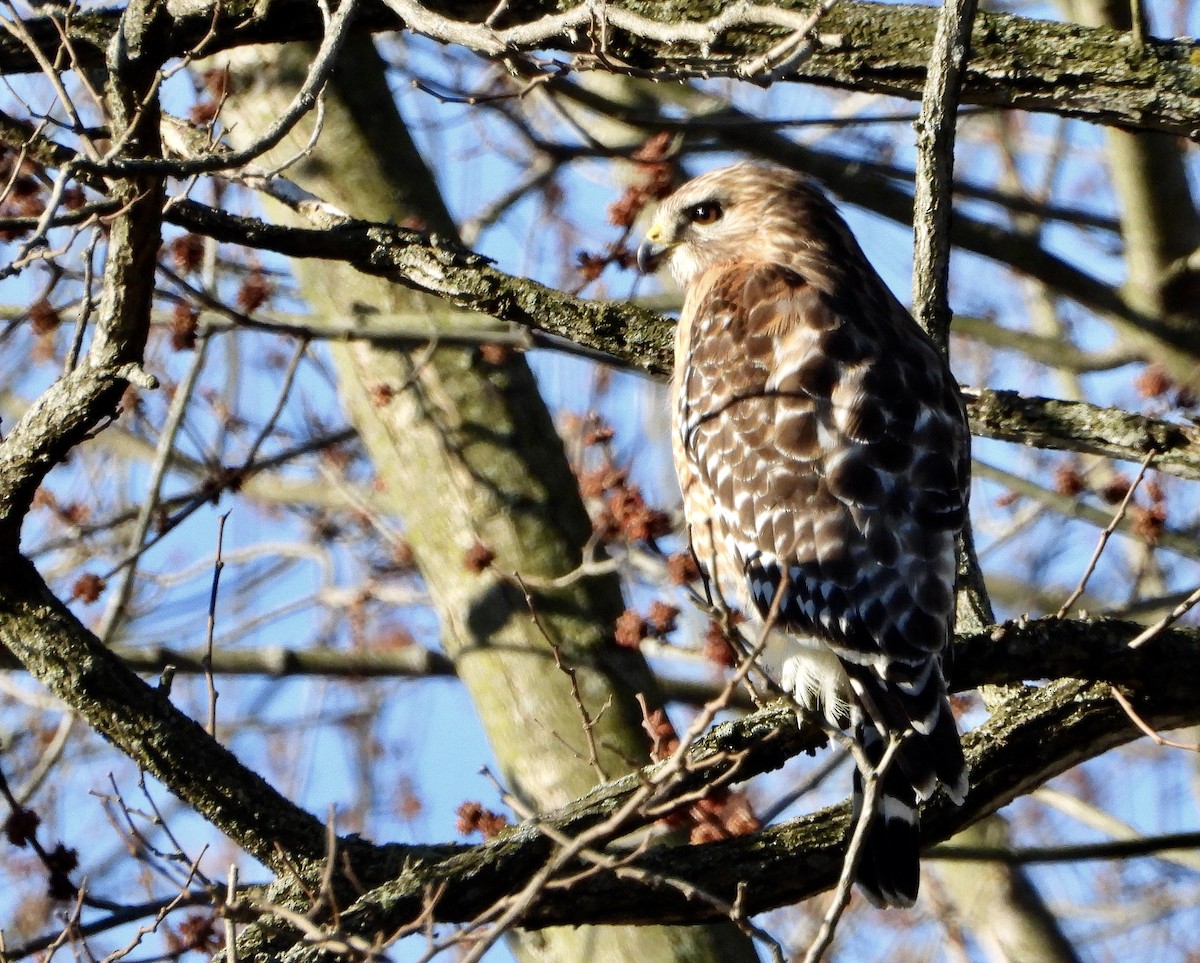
left=686, top=201, right=723, bottom=225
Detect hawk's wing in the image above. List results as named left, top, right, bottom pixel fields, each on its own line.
left=674, top=258, right=968, bottom=784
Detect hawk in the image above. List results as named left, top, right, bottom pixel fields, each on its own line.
left=637, top=162, right=969, bottom=908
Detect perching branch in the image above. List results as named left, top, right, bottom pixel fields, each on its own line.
left=243, top=616, right=1200, bottom=951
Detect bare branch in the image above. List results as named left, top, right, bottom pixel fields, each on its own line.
left=910, top=0, right=975, bottom=349
left=161, top=199, right=1200, bottom=483
left=929, top=830, right=1200, bottom=865
left=252, top=615, right=1200, bottom=947
left=6, top=1, right=1200, bottom=137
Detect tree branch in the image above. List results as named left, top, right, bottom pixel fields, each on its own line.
left=0, top=553, right=339, bottom=874
left=166, top=199, right=678, bottom=373
left=163, top=199, right=1200, bottom=483
left=4, top=1, right=1200, bottom=137
left=966, top=388, right=1200, bottom=482
left=257, top=616, right=1200, bottom=948
left=910, top=0, right=975, bottom=349
left=929, top=829, right=1200, bottom=865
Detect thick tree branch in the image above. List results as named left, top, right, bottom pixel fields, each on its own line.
left=0, top=0, right=170, bottom=544
left=166, top=199, right=678, bottom=374
left=966, top=388, right=1200, bottom=481
left=4, top=1, right=1200, bottom=138
left=251, top=616, right=1200, bottom=949
left=164, top=200, right=1200, bottom=483
left=0, top=554, right=339, bottom=871
left=910, top=0, right=976, bottom=349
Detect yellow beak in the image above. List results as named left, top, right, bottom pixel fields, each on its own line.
left=637, top=224, right=673, bottom=274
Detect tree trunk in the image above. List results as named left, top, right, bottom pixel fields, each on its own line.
left=215, top=36, right=759, bottom=962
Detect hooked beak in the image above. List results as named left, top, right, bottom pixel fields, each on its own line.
left=637, top=225, right=673, bottom=274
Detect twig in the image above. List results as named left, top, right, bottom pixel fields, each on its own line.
left=89, top=427, right=358, bottom=580
left=1129, top=0, right=1147, bottom=46
left=553, top=642, right=612, bottom=781
left=1126, top=583, right=1200, bottom=649
left=36, top=885, right=87, bottom=961
left=1056, top=449, right=1155, bottom=618
left=64, top=227, right=102, bottom=373
left=96, top=847, right=211, bottom=961
left=96, top=334, right=211, bottom=644
left=503, top=558, right=618, bottom=591
left=460, top=155, right=557, bottom=246
left=225, top=864, right=240, bottom=963
left=929, top=829, right=1200, bottom=863
left=204, top=512, right=231, bottom=737
left=758, top=748, right=847, bottom=824
left=16, top=712, right=75, bottom=804
left=134, top=770, right=215, bottom=888
left=245, top=899, right=379, bottom=959
left=240, top=337, right=309, bottom=470
left=315, top=807, right=342, bottom=923
left=512, top=571, right=611, bottom=781
left=800, top=734, right=905, bottom=963
left=2, top=888, right=222, bottom=959
left=159, top=116, right=351, bottom=224
left=1109, top=685, right=1199, bottom=751
left=1033, top=786, right=1200, bottom=872
left=736, top=0, right=839, bottom=81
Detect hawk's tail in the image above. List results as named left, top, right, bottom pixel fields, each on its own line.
left=851, top=722, right=920, bottom=908
left=850, top=689, right=967, bottom=908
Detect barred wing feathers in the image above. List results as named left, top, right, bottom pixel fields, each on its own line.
left=673, top=259, right=968, bottom=907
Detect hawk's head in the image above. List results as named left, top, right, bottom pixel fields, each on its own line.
left=637, top=162, right=830, bottom=286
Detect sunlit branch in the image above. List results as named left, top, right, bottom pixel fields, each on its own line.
left=5, top=1, right=1200, bottom=137
left=161, top=198, right=1200, bottom=483
left=252, top=616, right=1200, bottom=943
